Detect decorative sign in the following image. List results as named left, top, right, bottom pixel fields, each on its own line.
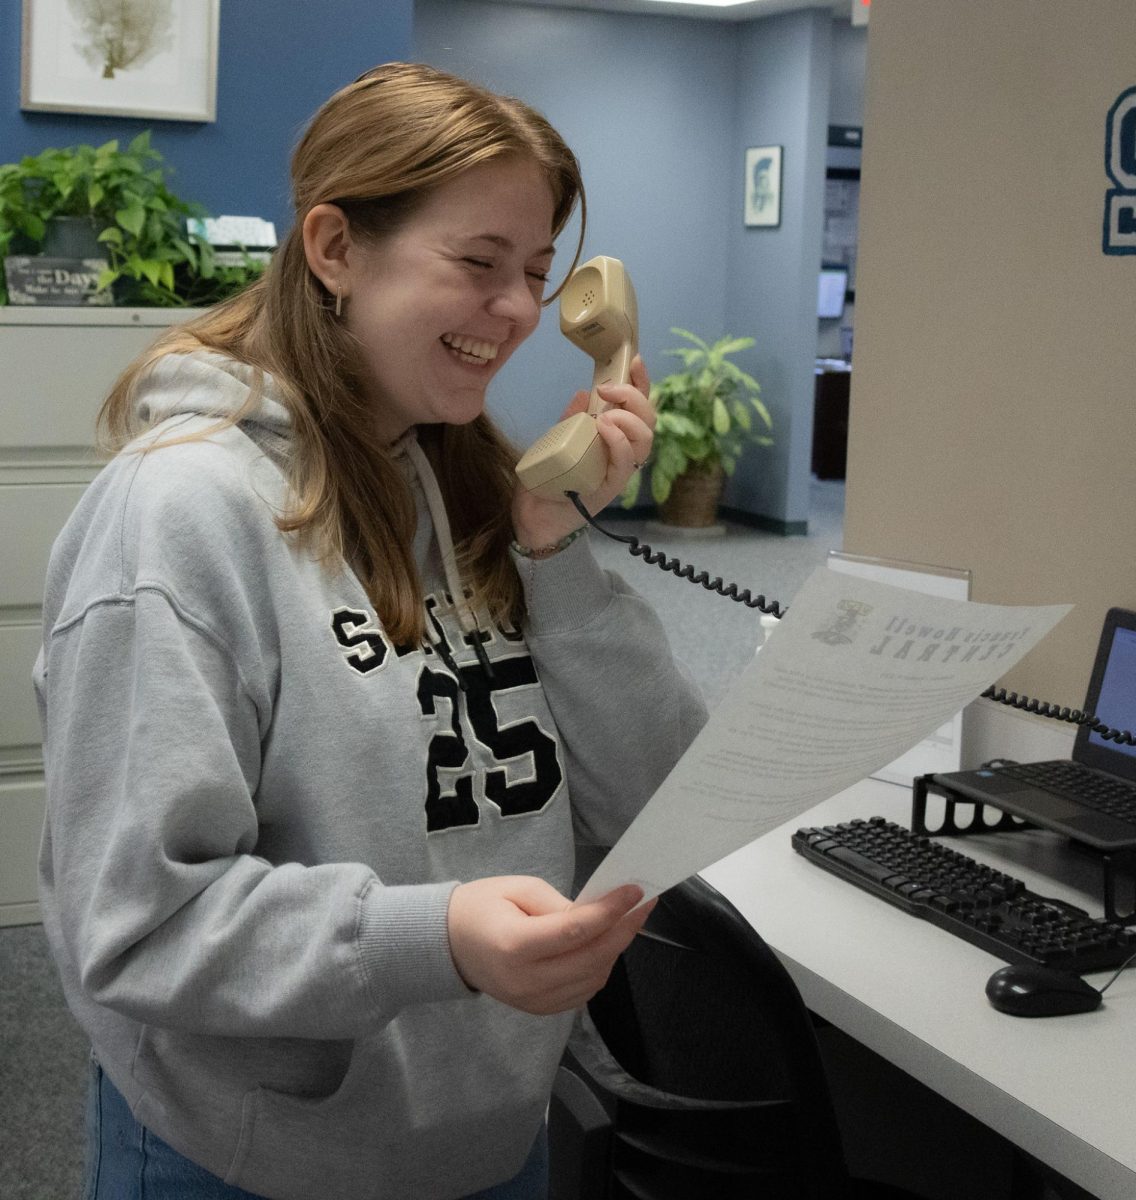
left=3, top=256, right=113, bottom=305
left=1104, top=86, right=1136, bottom=255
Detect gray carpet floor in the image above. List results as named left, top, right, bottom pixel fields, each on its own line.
left=0, top=480, right=843, bottom=1200
left=591, top=479, right=846, bottom=707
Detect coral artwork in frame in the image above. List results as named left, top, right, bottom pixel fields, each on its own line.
left=21, top=0, right=219, bottom=123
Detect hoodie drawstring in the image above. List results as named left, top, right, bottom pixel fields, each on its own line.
left=401, top=434, right=495, bottom=683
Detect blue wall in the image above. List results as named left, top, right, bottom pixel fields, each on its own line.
left=413, top=1, right=736, bottom=459
left=415, top=1, right=834, bottom=529
left=725, top=11, right=831, bottom=525
left=0, top=0, right=414, bottom=237
left=2, top=0, right=843, bottom=529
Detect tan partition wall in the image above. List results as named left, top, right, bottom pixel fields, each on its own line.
left=846, top=0, right=1136, bottom=716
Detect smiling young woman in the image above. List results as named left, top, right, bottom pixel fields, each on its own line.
left=97, top=63, right=588, bottom=648
left=35, top=62, right=706, bottom=1200
left=301, top=156, right=557, bottom=440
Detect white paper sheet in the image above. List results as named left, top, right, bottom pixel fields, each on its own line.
left=826, top=551, right=971, bottom=784
left=576, top=565, right=1070, bottom=904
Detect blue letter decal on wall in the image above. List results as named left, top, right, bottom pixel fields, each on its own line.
left=1104, top=86, right=1136, bottom=255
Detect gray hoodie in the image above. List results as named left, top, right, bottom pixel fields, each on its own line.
left=33, top=351, right=706, bottom=1200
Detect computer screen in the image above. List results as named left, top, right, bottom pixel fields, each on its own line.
left=1088, top=624, right=1136, bottom=760
left=817, top=268, right=848, bottom=318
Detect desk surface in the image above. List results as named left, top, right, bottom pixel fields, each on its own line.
left=703, top=777, right=1136, bottom=1200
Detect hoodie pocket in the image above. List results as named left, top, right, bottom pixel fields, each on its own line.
left=129, top=1023, right=356, bottom=1184
left=225, top=1039, right=389, bottom=1188
left=224, top=1003, right=566, bottom=1200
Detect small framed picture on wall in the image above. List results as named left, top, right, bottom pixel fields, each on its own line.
left=21, top=0, right=220, bottom=122
left=744, top=146, right=782, bottom=228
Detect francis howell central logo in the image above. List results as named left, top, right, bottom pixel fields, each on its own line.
left=812, top=599, right=873, bottom=646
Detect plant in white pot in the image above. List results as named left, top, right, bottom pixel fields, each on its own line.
left=621, top=328, right=773, bottom=527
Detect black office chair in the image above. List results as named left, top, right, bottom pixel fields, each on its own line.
left=548, top=874, right=930, bottom=1200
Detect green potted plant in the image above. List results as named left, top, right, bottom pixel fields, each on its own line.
left=0, top=132, right=264, bottom=306
left=621, top=328, right=773, bottom=527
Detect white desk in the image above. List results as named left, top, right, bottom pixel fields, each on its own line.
left=703, top=777, right=1136, bottom=1200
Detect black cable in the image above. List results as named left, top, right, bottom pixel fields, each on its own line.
left=567, top=491, right=1136, bottom=743
left=1097, top=948, right=1136, bottom=995
left=977, top=687, right=1136, bottom=745
left=566, top=491, right=786, bottom=618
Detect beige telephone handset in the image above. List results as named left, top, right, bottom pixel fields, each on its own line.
left=512, top=263, right=1136, bottom=750
left=515, top=255, right=638, bottom=499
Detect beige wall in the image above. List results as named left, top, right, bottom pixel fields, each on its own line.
left=846, top=0, right=1136, bottom=714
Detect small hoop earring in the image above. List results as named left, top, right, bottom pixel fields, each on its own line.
left=335, top=286, right=343, bottom=318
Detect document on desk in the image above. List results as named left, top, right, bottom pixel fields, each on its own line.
left=577, top=565, right=1070, bottom=904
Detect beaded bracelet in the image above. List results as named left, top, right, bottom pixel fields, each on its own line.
left=509, top=525, right=587, bottom=560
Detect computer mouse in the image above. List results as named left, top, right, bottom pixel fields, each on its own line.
left=985, top=964, right=1103, bottom=1017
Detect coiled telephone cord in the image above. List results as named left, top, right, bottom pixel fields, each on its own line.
left=567, top=492, right=1135, bottom=743
left=978, top=689, right=1135, bottom=745
left=566, top=492, right=785, bottom=618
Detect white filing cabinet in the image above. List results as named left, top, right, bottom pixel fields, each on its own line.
left=0, top=307, right=199, bottom=925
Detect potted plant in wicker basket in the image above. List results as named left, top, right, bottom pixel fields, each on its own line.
left=621, top=328, right=773, bottom=527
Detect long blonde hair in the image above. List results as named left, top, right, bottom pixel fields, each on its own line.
left=97, top=62, right=586, bottom=644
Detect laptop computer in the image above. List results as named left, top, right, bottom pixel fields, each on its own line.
left=931, top=606, right=1136, bottom=852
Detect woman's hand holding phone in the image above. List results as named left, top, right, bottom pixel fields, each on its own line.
left=510, top=354, right=654, bottom=554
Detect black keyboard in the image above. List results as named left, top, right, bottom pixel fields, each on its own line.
left=792, top=817, right=1136, bottom=973
left=999, top=760, right=1136, bottom=822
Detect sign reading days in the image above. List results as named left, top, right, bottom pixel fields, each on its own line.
left=3, top=256, right=112, bottom=306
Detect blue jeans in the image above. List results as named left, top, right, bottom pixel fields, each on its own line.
left=84, top=1055, right=548, bottom=1200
